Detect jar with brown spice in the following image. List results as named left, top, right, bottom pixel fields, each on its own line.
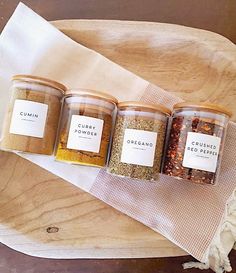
left=55, top=89, right=117, bottom=167
left=108, top=102, right=171, bottom=181
left=163, top=102, right=232, bottom=185
left=1, top=75, right=66, bottom=155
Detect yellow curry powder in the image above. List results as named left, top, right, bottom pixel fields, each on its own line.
left=55, top=103, right=113, bottom=167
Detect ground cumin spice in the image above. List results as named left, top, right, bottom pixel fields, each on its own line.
left=55, top=89, right=117, bottom=167
left=108, top=102, right=170, bottom=181
left=1, top=75, right=65, bottom=155
left=163, top=102, right=232, bottom=185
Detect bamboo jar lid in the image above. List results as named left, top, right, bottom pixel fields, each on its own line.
left=174, top=102, right=232, bottom=118
left=66, top=88, right=118, bottom=105
left=12, top=75, right=67, bottom=94
left=118, top=101, right=171, bottom=116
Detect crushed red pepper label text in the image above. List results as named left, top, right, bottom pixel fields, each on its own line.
left=182, top=132, right=221, bottom=173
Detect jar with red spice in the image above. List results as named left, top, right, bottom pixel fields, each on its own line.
left=163, top=102, right=232, bottom=185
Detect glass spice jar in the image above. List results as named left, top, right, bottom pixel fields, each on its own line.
left=163, top=102, right=232, bottom=185
left=1, top=75, right=66, bottom=155
left=55, top=89, right=118, bottom=167
left=108, top=101, right=171, bottom=181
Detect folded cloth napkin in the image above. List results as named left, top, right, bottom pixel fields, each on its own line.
left=0, top=3, right=235, bottom=272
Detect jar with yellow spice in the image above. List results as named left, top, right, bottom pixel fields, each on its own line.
left=55, top=89, right=118, bottom=167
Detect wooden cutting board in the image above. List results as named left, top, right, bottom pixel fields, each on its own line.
left=0, top=20, right=235, bottom=259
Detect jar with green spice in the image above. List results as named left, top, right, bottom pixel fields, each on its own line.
left=108, top=101, right=171, bottom=181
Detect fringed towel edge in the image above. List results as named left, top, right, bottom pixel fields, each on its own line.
left=183, top=188, right=236, bottom=273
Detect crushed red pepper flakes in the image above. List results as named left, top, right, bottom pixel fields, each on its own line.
left=163, top=116, right=225, bottom=184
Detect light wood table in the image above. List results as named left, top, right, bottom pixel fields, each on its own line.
left=0, top=1, right=235, bottom=272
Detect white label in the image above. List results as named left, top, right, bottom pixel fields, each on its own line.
left=10, top=99, right=48, bottom=138
left=182, top=132, right=221, bottom=172
left=120, top=129, right=157, bottom=167
left=67, top=115, right=104, bottom=153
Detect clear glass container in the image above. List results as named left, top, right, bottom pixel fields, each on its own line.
left=1, top=75, right=66, bottom=155
left=55, top=89, right=117, bottom=167
left=108, top=101, right=171, bottom=181
left=163, top=102, right=232, bottom=185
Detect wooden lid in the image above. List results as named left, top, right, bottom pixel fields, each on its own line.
left=66, top=88, right=118, bottom=104
left=118, top=101, right=171, bottom=115
left=12, top=75, right=66, bottom=94
left=174, top=102, right=232, bottom=117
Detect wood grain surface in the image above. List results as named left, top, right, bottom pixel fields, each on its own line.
left=0, top=19, right=236, bottom=261
left=1, top=0, right=236, bottom=43
left=55, top=20, right=236, bottom=121
left=0, top=150, right=185, bottom=258
left=0, top=1, right=236, bottom=272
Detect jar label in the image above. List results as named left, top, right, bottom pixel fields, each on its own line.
left=182, top=132, right=221, bottom=172
left=120, top=129, right=157, bottom=167
left=10, top=99, right=48, bottom=138
left=67, top=115, right=104, bottom=153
